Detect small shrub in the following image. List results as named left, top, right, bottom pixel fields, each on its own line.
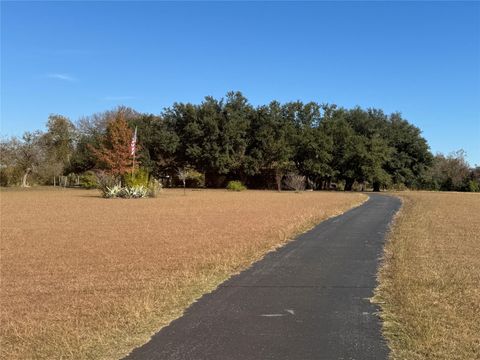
left=102, top=184, right=149, bottom=199
left=284, top=173, right=306, bottom=192
left=226, top=180, right=246, bottom=191
left=96, top=172, right=120, bottom=197
left=104, top=185, right=123, bottom=198
left=351, top=181, right=363, bottom=192
left=97, top=171, right=159, bottom=199
left=336, top=181, right=345, bottom=191
left=79, top=171, right=98, bottom=189
left=147, top=178, right=162, bottom=198
left=467, top=180, right=480, bottom=192
left=121, top=185, right=148, bottom=199
left=391, top=183, right=408, bottom=191
left=186, top=170, right=205, bottom=188
left=0, top=166, right=21, bottom=187
left=124, top=168, right=149, bottom=188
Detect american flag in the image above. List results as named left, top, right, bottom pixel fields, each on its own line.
left=130, top=126, right=137, bottom=157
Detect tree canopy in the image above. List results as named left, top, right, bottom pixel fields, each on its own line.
left=1, top=92, right=477, bottom=192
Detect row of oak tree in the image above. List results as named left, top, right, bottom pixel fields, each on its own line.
left=1, top=92, right=478, bottom=191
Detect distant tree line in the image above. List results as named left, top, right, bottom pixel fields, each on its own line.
left=1, top=91, right=478, bottom=192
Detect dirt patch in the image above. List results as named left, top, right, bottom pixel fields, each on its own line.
left=1, top=188, right=365, bottom=359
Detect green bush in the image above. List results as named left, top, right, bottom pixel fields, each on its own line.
left=226, top=180, right=246, bottom=191
left=186, top=169, right=205, bottom=188
left=467, top=180, right=480, bottom=192
left=147, top=178, right=162, bottom=198
left=80, top=171, right=99, bottom=189
left=390, top=182, right=408, bottom=191
left=0, top=166, right=21, bottom=187
left=124, top=168, right=149, bottom=188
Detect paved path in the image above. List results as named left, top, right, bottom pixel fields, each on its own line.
left=125, top=194, right=401, bottom=360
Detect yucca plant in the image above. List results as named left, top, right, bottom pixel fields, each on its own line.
left=104, top=185, right=123, bottom=198
left=121, top=185, right=148, bottom=198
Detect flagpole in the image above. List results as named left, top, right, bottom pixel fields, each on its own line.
left=131, top=126, right=137, bottom=176
left=132, top=152, right=135, bottom=176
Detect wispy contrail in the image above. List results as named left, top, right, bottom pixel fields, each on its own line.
left=46, top=73, right=77, bottom=82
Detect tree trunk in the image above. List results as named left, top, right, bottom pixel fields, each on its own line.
left=373, top=181, right=381, bottom=192
left=344, top=179, right=354, bottom=191
left=21, top=169, right=31, bottom=187
left=275, top=169, right=283, bottom=192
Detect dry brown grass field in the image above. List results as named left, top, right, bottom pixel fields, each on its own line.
left=375, top=192, right=480, bottom=360
left=0, top=188, right=365, bottom=359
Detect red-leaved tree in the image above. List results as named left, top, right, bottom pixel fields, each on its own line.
left=90, top=111, right=136, bottom=176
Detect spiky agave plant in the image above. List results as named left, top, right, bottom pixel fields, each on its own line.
left=121, top=185, right=148, bottom=198
left=104, top=185, right=123, bottom=198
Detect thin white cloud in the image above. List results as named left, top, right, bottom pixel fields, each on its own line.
left=46, top=73, right=77, bottom=82
left=54, top=49, right=91, bottom=56
left=103, top=96, right=136, bottom=101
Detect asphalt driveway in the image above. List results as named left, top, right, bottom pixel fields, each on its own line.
left=125, top=194, right=401, bottom=360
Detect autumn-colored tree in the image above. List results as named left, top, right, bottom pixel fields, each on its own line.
left=90, top=111, right=136, bottom=176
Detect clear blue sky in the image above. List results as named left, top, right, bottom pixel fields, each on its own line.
left=1, top=1, right=479, bottom=165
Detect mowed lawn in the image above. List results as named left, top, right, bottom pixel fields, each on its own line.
left=0, top=188, right=365, bottom=359
left=375, top=192, right=480, bottom=360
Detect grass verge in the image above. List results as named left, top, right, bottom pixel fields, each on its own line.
left=374, top=192, right=480, bottom=360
